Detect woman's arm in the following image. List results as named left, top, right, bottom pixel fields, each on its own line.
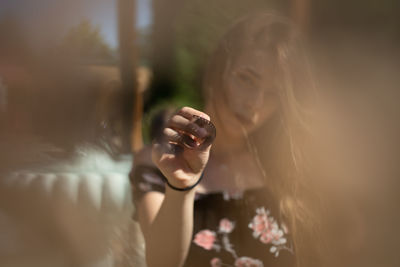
left=138, top=188, right=196, bottom=267
left=135, top=107, right=213, bottom=267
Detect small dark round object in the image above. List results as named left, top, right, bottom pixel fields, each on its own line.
left=181, top=115, right=216, bottom=150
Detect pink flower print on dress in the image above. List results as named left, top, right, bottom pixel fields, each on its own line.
left=219, top=218, right=235, bottom=233
left=260, top=230, right=273, bottom=244
left=234, top=256, right=264, bottom=267
left=248, top=208, right=272, bottom=239
left=193, top=230, right=217, bottom=250
left=210, top=257, right=222, bottom=267
left=248, top=207, right=291, bottom=257
left=271, top=230, right=286, bottom=246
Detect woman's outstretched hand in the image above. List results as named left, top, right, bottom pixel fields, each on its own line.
left=152, top=107, right=215, bottom=190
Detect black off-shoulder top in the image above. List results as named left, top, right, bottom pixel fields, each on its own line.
left=130, top=165, right=295, bottom=267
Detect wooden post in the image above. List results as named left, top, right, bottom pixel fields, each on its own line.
left=132, top=67, right=152, bottom=152
left=117, top=0, right=139, bottom=152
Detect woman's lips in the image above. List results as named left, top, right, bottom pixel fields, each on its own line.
left=234, top=111, right=260, bottom=126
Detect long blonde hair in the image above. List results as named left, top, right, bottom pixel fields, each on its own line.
left=203, top=12, right=324, bottom=267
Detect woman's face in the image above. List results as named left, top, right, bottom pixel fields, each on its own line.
left=221, top=49, right=279, bottom=135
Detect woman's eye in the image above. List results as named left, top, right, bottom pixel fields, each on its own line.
left=238, top=73, right=255, bottom=87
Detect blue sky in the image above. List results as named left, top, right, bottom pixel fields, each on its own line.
left=0, top=0, right=152, bottom=48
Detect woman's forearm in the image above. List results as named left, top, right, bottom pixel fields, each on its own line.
left=143, top=187, right=196, bottom=267
left=140, top=107, right=213, bottom=266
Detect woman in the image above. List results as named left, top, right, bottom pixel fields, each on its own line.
left=131, top=13, right=320, bottom=267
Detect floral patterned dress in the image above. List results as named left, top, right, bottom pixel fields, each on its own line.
left=131, top=165, right=295, bottom=267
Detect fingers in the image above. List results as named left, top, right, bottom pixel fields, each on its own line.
left=161, top=126, right=202, bottom=151
left=177, top=106, right=210, bottom=121
left=153, top=127, right=183, bottom=154
left=162, top=127, right=182, bottom=144
left=152, top=139, right=182, bottom=159
left=168, top=107, right=214, bottom=140
left=153, top=107, right=216, bottom=153
left=167, top=114, right=208, bottom=139
left=170, top=107, right=216, bottom=149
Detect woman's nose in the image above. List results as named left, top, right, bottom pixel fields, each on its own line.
left=246, top=88, right=264, bottom=110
